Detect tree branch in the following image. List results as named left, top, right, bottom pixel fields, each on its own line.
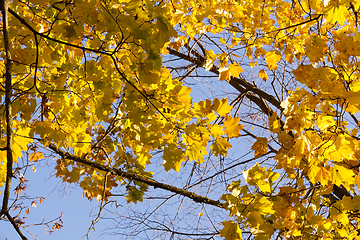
left=5, top=212, right=28, bottom=240
left=8, top=8, right=111, bottom=56
left=167, top=47, right=282, bottom=115
left=0, top=0, right=13, bottom=214
left=48, top=144, right=225, bottom=209
left=0, top=1, right=27, bottom=239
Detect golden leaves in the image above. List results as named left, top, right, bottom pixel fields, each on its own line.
left=317, top=115, right=335, bottom=131
left=243, top=163, right=279, bottom=193
left=8, top=0, right=360, bottom=238
left=186, top=142, right=208, bottom=164
left=304, top=35, right=328, bottom=62
left=308, top=165, right=331, bottom=186
left=204, top=49, right=216, bottom=71
left=268, top=112, right=280, bottom=133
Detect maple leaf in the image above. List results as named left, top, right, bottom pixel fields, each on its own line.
left=251, top=137, right=268, bottom=158
left=308, top=165, right=331, bottom=186
left=156, top=16, right=177, bottom=47
left=211, top=138, right=232, bottom=157
left=326, top=5, right=347, bottom=25
left=204, top=49, right=216, bottom=71
left=243, top=163, right=279, bottom=193
left=229, top=63, right=244, bottom=77
left=126, top=186, right=144, bottom=204
left=220, top=221, right=242, bottom=240
left=186, top=142, right=208, bottom=164
left=210, top=125, right=225, bottom=138
left=213, top=98, right=233, bottom=117
left=223, top=116, right=244, bottom=138
left=29, top=152, right=44, bottom=162
left=219, top=67, right=231, bottom=81
left=317, top=115, right=334, bottom=131
left=163, top=146, right=185, bottom=172
left=332, top=165, right=354, bottom=190
left=265, top=51, right=281, bottom=70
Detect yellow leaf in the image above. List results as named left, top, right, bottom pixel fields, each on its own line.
left=163, top=146, right=186, bottom=172
left=258, top=182, right=271, bottom=193
left=251, top=137, right=268, bottom=158
left=354, top=32, right=360, bottom=42
left=213, top=98, right=232, bottom=117
left=355, top=173, right=360, bottom=191
left=309, top=165, right=331, bottom=186
left=229, top=63, right=244, bottom=77
left=219, top=67, right=231, bottom=81
left=317, top=115, right=334, bottom=131
left=204, top=49, right=216, bottom=71
left=336, top=212, right=349, bottom=226
left=339, top=196, right=356, bottom=210
left=247, top=211, right=263, bottom=228
left=211, top=138, right=232, bottom=157
left=351, top=80, right=360, bottom=92
left=63, top=24, right=78, bottom=40
left=332, top=165, right=354, bottom=189
left=223, top=116, right=244, bottom=138
left=265, top=51, right=281, bottom=70
left=210, top=125, right=225, bottom=138
left=176, top=85, right=192, bottom=105
left=138, top=151, right=152, bottom=166
left=204, top=59, right=215, bottom=71
left=243, top=163, right=279, bottom=193
left=258, top=196, right=275, bottom=214
left=326, top=5, right=347, bottom=25
left=269, top=112, right=280, bottom=133
left=220, top=221, right=242, bottom=240
left=258, top=69, right=268, bottom=81
left=186, top=142, right=208, bottom=164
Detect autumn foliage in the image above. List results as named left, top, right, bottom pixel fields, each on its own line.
left=1, top=0, right=360, bottom=239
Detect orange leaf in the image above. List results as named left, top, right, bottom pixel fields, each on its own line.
left=259, top=69, right=268, bottom=81
left=219, top=67, right=231, bottom=81
left=251, top=137, right=268, bottom=158
left=29, top=152, right=44, bottom=162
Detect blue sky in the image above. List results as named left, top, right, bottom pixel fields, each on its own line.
left=0, top=163, right=113, bottom=240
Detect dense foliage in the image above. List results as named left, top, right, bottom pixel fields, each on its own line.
left=1, top=0, right=360, bottom=239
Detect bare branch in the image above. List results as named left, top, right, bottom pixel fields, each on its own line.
left=48, top=144, right=225, bottom=209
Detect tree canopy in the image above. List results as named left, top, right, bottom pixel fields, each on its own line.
left=1, top=0, right=360, bottom=239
